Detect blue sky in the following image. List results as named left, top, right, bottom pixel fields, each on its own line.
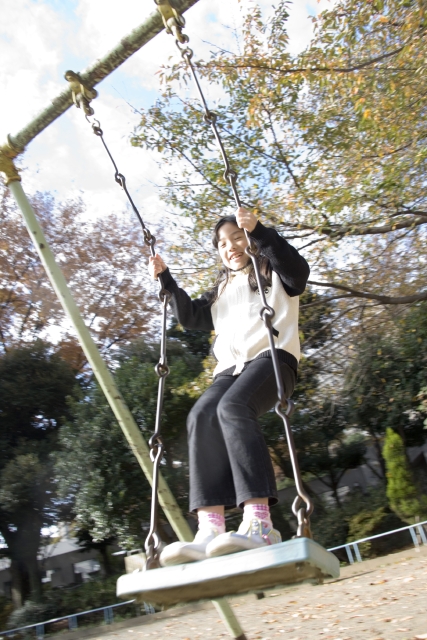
left=1, top=0, right=332, bottom=223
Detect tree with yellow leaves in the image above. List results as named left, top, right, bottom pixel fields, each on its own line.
left=131, top=0, right=427, bottom=376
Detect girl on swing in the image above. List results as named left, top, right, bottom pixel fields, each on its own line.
left=148, top=206, right=309, bottom=566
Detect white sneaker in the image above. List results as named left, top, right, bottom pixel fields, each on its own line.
left=159, top=528, right=220, bottom=567
left=206, top=518, right=282, bottom=558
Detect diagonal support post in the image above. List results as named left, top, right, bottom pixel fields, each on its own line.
left=7, top=177, right=247, bottom=640
left=8, top=178, right=192, bottom=544
left=2, top=1, right=248, bottom=633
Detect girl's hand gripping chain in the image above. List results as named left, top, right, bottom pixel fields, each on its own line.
left=149, top=253, right=168, bottom=279
left=235, top=206, right=258, bottom=233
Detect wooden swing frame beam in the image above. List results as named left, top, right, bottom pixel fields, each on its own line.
left=1, top=2, right=247, bottom=638
left=1, top=0, right=199, bottom=160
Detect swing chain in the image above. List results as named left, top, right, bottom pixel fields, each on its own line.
left=71, top=92, right=172, bottom=567
left=176, top=43, right=249, bottom=225
left=84, top=115, right=156, bottom=249
left=276, top=401, right=314, bottom=536
left=158, top=2, right=314, bottom=537
left=146, top=286, right=171, bottom=569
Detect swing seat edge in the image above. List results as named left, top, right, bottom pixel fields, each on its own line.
left=116, top=537, right=339, bottom=607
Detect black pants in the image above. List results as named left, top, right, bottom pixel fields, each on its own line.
left=187, top=358, right=296, bottom=511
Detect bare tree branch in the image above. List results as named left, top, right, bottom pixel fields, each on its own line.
left=211, top=43, right=409, bottom=75
left=308, top=280, right=427, bottom=304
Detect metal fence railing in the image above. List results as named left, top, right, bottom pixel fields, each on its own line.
left=328, top=519, right=427, bottom=564
left=1, top=521, right=426, bottom=638
left=0, top=599, right=155, bottom=639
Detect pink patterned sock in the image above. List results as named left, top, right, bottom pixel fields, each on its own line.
left=197, top=511, right=226, bottom=534
left=243, top=503, right=273, bottom=528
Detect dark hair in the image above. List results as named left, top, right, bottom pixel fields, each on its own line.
left=212, top=215, right=239, bottom=249
left=209, top=215, right=272, bottom=302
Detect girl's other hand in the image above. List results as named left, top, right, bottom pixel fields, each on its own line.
left=148, top=253, right=167, bottom=279
left=235, top=207, right=257, bottom=233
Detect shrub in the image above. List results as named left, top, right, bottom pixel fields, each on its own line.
left=311, top=486, right=391, bottom=560
left=0, top=597, right=13, bottom=632
left=311, top=507, right=349, bottom=551
left=43, top=575, right=121, bottom=617
left=383, top=428, right=427, bottom=522
left=7, top=600, right=57, bottom=630
left=347, top=506, right=408, bottom=557
left=6, top=576, right=137, bottom=632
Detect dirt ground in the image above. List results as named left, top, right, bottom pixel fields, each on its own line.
left=71, top=545, right=427, bottom=640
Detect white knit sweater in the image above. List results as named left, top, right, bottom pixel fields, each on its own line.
left=211, top=269, right=300, bottom=377
left=161, top=222, right=309, bottom=377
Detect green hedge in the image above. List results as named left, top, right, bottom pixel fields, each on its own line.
left=5, top=575, right=138, bottom=631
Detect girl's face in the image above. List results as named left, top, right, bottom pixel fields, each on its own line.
left=217, top=222, right=250, bottom=271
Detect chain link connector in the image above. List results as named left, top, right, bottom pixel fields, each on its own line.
left=171, top=25, right=189, bottom=45
left=149, top=432, right=164, bottom=449
left=150, top=448, right=160, bottom=463
left=296, top=507, right=312, bottom=539
left=223, top=166, right=236, bottom=180
left=155, top=362, right=170, bottom=377
left=245, top=243, right=259, bottom=258
left=159, top=288, right=171, bottom=304
left=115, top=172, right=125, bottom=189
left=65, top=71, right=98, bottom=117
left=224, top=169, right=238, bottom=186
left=276, top=398, right=295, bottom=418
left=145, top=553, right=161, bottom=570
left=204, top=110, right=218, bottom=126
left=177, top=42, right=193, bottom=59
left=142, top=229, right=155, bottom=247
left=145, top=531, right=161, bottom=570
left=90, top=120, right=103, bottom=136
left=148, top=435, right=164, bottom=463
left=155, top=1, right=187, bottom=43
left=260, top=305, right=275, bottom=323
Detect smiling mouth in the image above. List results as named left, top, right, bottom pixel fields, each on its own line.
left=230, top=253, right=243, bottom=260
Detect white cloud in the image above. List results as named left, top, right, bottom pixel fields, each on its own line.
left=287, top=0, right=334, bottom=55
left=74, top=0, right=155, bottom=61
left=1, top=0, right=333, bottom=224
left=0, top=0, right=66, bottom=137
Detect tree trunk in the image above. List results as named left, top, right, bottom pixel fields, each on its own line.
left=10, top=558, right=25, bottom=610
left=329, top=470, right=342, bottom=508
left=0, top=511, right=43, bottom=608
left=331, top=484, right=342, bottom=508
left=26, top=556, right=42, bottom=603
left=98, top=544, right=114, bottom=577
left=372, top=432, right=386, bottom=479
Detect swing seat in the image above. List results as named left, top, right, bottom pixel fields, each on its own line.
left=116, top=537, right=339, bottom=608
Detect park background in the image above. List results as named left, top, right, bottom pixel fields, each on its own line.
left=1, top=0, right=427, bottom=633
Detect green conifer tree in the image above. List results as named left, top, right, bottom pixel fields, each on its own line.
left=383, top=428, right=427, bottom=523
